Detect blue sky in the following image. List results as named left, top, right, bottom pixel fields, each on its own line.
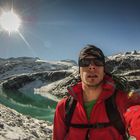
left=0, top=0, right=140, bottom=61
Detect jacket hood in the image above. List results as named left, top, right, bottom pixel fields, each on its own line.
left=67, top=75, right=116, bottom=104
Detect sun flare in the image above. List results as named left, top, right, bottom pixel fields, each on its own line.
left=0, top=11, right=21, bottom=34
left=0, top=9, right=33, bottom=54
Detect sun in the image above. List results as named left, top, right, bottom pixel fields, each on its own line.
left=0, top=9, right=33, bottom=53
left=0, top=10, right=21, bottom=34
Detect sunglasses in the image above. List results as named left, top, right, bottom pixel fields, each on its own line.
left=79, top=58, right=104, bottom=67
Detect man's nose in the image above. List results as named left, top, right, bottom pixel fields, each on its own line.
left=88, top=63, right=96, bottom=70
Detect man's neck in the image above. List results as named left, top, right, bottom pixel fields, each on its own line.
left=82, top=84, right=102, bottom=102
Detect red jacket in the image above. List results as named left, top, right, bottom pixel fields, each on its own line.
left=53, top=75, right=140, bottom=140
left=124, top=105, right=140, bottom=140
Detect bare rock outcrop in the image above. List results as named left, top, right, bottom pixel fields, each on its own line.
left=0, top=104, right=53, bottom=140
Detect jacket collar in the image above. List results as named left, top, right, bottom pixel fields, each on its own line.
left=67, top=75, right=116, bottom=104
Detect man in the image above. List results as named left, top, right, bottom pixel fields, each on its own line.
left=53, top=44, right=140, bottom=140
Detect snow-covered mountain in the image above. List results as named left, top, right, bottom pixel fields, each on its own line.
left=106, top=51, right=140, bottom=89
left=0, top=57, right=77, bottom=80
left=0, top=57, right=78, bottom=99
left=1, top=51, right=140, bottom=99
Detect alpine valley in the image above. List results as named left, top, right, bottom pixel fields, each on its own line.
left=0, top=51, right=140, bottom=140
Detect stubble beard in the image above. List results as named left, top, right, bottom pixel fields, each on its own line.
left=83, top=79, right=103, bottom=89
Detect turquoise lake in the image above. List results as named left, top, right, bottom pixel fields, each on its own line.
left=0, top=88, right=57, bottom=122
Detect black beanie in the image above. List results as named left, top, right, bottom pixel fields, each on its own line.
left=78, top=44, right=105, bottom=66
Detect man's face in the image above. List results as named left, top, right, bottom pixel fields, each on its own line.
left=79, top=56, right=105, bottom=87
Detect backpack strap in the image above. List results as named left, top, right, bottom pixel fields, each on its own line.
left=65, top=96, right=111, bottom=140
left=68, top=122, right=111, bottom=128
left=65, top=96, right=77, bottom=132
left=65, top=96, right=111, bottom=128
left=105, top=89, right=128, bottom=140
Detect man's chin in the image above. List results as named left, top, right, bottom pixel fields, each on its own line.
left=87, top=84, right=100, bottom=88
left=85, top=80, right=103, bottom=88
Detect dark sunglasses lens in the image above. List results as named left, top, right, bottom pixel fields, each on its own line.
left=79, top=59, right=90, bottom=67
left=94, top=59, right=104, bottom=66
left=79, top=58, right=104, bottom=67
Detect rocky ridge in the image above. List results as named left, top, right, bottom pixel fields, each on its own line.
left=106, top=51, right=140, bottom=88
